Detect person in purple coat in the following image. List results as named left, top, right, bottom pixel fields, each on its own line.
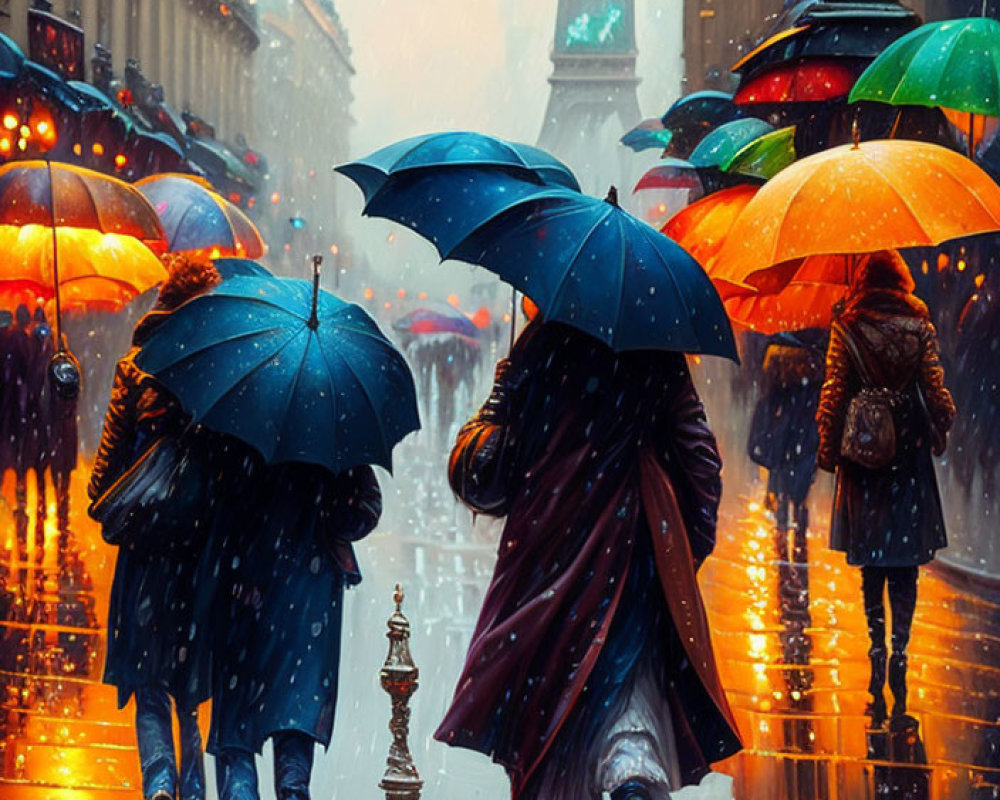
left=435, top=317, right=741, bottom=800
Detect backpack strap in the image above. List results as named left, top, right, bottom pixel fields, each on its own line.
left=833, top=320, right=882, bottom=388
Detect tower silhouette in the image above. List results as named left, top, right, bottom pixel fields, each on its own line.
left=537, top=0, right=642, bottom=182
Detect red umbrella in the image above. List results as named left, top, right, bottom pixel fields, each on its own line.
left=734, top=59, right=857, bottom=105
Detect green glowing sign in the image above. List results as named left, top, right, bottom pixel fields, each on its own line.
left=563, top=2, right=627, bottom=51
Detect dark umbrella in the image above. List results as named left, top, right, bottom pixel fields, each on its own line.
left=336, top=131, right=581, bottom=206
left=135, top=263, right=419, bottom=474
left=341, top=157, right=736, bottom=358
left=656, top=91, right=743, bottom=159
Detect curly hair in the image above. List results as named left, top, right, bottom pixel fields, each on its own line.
left=850, top=250, right=915, bottom=295
left=155, top=253, right=222, bottom=311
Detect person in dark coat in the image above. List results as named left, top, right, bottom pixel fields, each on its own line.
left=204, top=461, right=382, bottom=800
left=88, top=255, right=224, bottom=800
left=817, top=250, right=955, bottom=729
left=435, top=318, right=742, bottom=800
left=748, top=329, right=828, bottom=566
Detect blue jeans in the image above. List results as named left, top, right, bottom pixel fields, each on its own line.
left=134, top=688, right=206, bottom=800
left=215, top=731, right=314, bottom=800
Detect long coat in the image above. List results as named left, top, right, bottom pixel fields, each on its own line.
left=88, top=310, right=215, bottom=709
left=0, top=311, right=32, bottom=474
left=747, top=329, right=827, bottom=504
left=434, top=321, right=741, bottom=796
left=203, top=461, right=381, bottom=755
left=816, top=289, right=956, bottom=567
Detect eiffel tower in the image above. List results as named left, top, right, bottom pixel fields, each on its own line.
left=537, top=0, right=642, bottom=186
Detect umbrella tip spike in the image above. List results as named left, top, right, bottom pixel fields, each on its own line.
left=604, top=185, right=620, bottom=207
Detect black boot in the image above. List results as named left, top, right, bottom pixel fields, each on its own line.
left=889, top=653, right=908, bottom=719
left=867, top=647, right=888, bottom=728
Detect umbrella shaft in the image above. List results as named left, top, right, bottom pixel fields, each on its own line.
left=47, top=160, right=63, bottom=350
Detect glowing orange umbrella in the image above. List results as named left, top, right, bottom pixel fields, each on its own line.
left=0, top=160, right=167, bottom=250
left=662, top=184, right=758, bottom=273
left=724, top=280, right=847, bottom=334
left=712, top=138, right=1000, bottom=292
left=0, top=224, right=167, bottom=313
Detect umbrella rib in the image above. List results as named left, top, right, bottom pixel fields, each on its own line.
left=612, top=213, right=628, bottom=347
left=755, top=168, right=817, bottom=284
left=318, top=338, right=392, bottom=464
left=928, top=155, right=1000, bottom=227
left=862, top=156, right=941, bottom=247
left=271, top=328, right=314, bottom=460
left=544, top=205, right=614, bottom=320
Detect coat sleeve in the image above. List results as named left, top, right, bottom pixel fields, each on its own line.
left=656, top=361, right=722, bottom=566
left=816, top=323, right=852, bottom=473
left=448, top=359, right=520, bottom=517
left=919, top=320, right=957, bottom=452
left=328, top=465, right=382, bottom=542
left=87, top=359, right=139, bottom=502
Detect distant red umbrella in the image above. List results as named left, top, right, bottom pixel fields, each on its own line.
left=734, top=60, right=857, bottom=105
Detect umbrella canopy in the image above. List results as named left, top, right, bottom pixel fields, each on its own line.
left=662, top=185, right=759, bottom=273
left=0, top=160, right=166, bottom=249
left=657, top=91, right=742, bottom=159
left=734, top=59, right=857, bottom=105
left=335, top=131, right=581, bottom=205
left=135, top=273, right=420, bottom=474
left=0, top=32, right=24, bottom=78
left=849, top=18, right=1000, bottom=117
left=634, top=158, right=705, bottom=192
left=343, top=160, right=736, bottom=358
left=724, top=280, right=847, bottom=334
left=137, top=173, right=266, bottom=258
left=689, top=118, right=775, bottom=168
left=0, top=223, right=167, bottom=312
left=620, top=117, right=674, bottom=152
left=720, top=126, right=797, bottom=179
left=394, top=307, right=479, bottom=337
left=712, top=138, right=1000, bottom=291
left=213, top=257, right=273, bottom=280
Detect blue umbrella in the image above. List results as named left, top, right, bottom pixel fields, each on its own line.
left=135, top=270, right=419, bottom=474
left=335, top=131, right=581, bottom=207
left=0, top=33, right=25, bottom=78
left=342, top=160, right=736, bottom=358
left=213, top=258, right=273, bottom=280
left=620, top=118, right=674, bottom=152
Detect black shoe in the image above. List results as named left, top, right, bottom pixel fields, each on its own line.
left=610, top=780, right=654, bottom=800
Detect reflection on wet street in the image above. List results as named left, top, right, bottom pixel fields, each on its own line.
left=1, top=409, right=1000, bottom=800
left=702, top=486, right=1000, bottom=799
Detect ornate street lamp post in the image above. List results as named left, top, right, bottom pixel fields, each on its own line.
left=380, top=585, right=423, bottom=800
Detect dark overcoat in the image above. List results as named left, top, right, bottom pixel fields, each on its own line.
left=203, top=461, right=381, bottom=755
left=817, top=290, right=956, bottom=567
left=88, top=310, right=215, bottom=709
left=434, top=321, right=741, bottom=796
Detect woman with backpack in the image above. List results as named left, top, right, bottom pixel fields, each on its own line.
left=816, top=250, right=955, bottom=730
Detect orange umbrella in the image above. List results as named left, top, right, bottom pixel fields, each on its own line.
left=724, top=280, right=847, bottom=334
left=0, top=160, right=167, bottom=251
left=662, top=185, right=758, bottom=274
left=0, top=224, right=167, bottom=313
left=712, top=138, right=1000, bottom=292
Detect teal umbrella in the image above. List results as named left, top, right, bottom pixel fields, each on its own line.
left=135, top=267, right=419, bottom=474
left=688, top=118, right=775, bottom=169
left=849, top=17, right=1000, bottom=156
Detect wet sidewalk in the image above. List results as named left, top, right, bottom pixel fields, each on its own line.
left=702, top=492, right=1000, bottom=800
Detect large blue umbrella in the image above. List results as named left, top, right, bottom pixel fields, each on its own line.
left=342, top=160, right=736, bottom=358
left=135, top=271, right=419, bottom=474
left=335, top=131, right=580, bottom=207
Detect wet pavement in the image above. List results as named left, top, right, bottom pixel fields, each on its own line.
left=1, top=434, right=999, bottom=799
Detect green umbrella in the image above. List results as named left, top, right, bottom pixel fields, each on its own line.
left=720, top=126, right=797, bottom=180
left=849, top=17, right=1000, bottom=156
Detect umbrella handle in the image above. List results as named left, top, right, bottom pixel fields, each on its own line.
left=309, top=255, right=322, bottom=330
left=46, top=159, right=64, bottom=353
